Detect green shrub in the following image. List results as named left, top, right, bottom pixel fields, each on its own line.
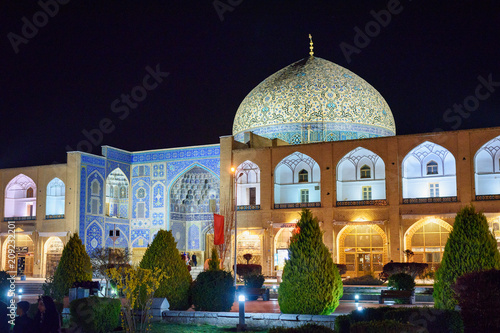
left=268, top=323, right=335, bottom=332
left=244, top=274, right=265, bottom=288
left=70, top=296, right=121, bottom=333
left=388, top=273, right=416, bottom=303
left=350, top=320, right=428, bottom=333
left=434, top=205, right=500, bottom=309
left=47, top=233, right=92, bottom=301
left=382, top=262, right=428, bottom=279
left=335, top=264, right=347, bottom=276
left=334, top=307, right=398, bottom=333
left=208, top=247, right=220, bottom=271
left=343, top=274, right=384, bottom=285
left=278, top=209, right=343, bottom=315
left=140, top=230, right=192, bottom=310
left=384, top=307, right=463, bottom=333
left=452, top=269, right=500, bottom=332
left=235, top=264, right=262, bottom=278
left=0, top=271, right=11, bottom=303
left=191, top=270, right=235, bottom=311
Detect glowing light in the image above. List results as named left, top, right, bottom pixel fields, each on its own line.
left=354, top=294, right=359, bottom=300
left=231, top=167, right=236, bottom=173
left=357, top=306, right=363, bottom=311
left=238, top=294, right=246, bottom=302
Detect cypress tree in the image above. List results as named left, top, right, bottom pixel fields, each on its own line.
left=278, top=209, right=343, bottom=314
left=434, top=205, right=500, bottom=309
left=139, top=230, right=192, bottom=310
left=51, top=233, right=92, bottom=301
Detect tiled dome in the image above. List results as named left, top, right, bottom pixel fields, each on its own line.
left=233, top=56, right=396, bottom=144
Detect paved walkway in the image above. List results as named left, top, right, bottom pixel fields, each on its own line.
left=228, top=299, right=434, bottom=314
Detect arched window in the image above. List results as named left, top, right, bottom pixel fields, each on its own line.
left=360, top=165, right=371, bottom=179
left=298, top=169, right=308, bottom=182
left=427, top=161, right=438, bottom=175
left=92, top=181, right=99, bottom=195
left=4, top=174, right=37, bottom=219
left=105, top=168, right=129, bottom=218
left=46, top=178, right=65, bottom=217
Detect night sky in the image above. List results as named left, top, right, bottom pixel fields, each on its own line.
left=1, top=0, right=499, bottom=168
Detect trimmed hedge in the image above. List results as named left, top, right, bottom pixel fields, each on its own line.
left=343, top=274, right=384, bottom=285
left=191, top=270, right=235, bottom=312
left=279, top=209, right=343, bottom=315
left=235, top=264, right=262, bottom=278
left=244, top=274, right=265, bottom=288
left=268, top=323, right=334, bottom=333
left=452, top=269, right=500, bottom=332
left=140, top=230, right=192, bottom=310
left=335, top=307, right=463, bottom=333
left=382, top=262, right=428, bottom=279
left=69, top=296, right=121, bottom=333
left=48, top=233, right=92, bottom=301
left=350, top=320, right=428, bottom=333
left=434, top=205, right=500, bottom=310
left=384, top=307, right=463, bottom=333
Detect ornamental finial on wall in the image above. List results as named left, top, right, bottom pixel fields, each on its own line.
left=309, top=34, right=314, bottom=57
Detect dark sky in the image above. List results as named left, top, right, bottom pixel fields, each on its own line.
left=1, top=0, right=499, bottom=168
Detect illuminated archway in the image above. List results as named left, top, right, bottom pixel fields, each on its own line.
left=2, top=234, right=35, bottom=276
left=273, top=227, right=295, bottom=270
left=43, top=237, right=64, bottom=277
left=337, top=224, right=388, bottom=277
left=404, top=218, right=452, bottom=268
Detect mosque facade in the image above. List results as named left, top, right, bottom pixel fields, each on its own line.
left=1, top=53, right=500, bottom=278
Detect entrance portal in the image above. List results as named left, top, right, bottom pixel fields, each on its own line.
left=338, top=224, right=387, bottom=277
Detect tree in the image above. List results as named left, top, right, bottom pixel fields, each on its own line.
left=278, top=209, right=343, bottom=315
left=46, top=233, right=92, bottom=301
left=89, top=247, right=130, bottom=296
left=434, top=205, right=500, bottom=309
left=208, top=247, right=221, bottom=271
left=108, top=266, right=165, bottom=333
left=139, top=230, right=192, bottom=310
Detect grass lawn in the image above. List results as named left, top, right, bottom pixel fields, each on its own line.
left=151, top=322, right=269, bottom=332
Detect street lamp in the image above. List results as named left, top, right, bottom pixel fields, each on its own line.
left=231, top=167, right=244, bottom=287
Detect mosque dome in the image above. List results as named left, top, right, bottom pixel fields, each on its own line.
left=232, top=56, right=396, bottom=144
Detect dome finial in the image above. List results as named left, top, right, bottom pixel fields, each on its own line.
left=308, top=34, right=314, bottom=57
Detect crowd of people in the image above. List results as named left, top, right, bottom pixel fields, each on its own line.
left=1, top=295, right=61, bottom=333
left=181, top=252, right=197, bottom=267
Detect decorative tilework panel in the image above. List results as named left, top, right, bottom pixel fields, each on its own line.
left=86, top=222, right=103, bottom=252
left=171, top=222, right=186, bottom=250
left=188, top=224, right=200, bottom=250
left=131, top=228, right=150, bottom=248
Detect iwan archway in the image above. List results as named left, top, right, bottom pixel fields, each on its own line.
left=337, top=224, right=388, bottom=277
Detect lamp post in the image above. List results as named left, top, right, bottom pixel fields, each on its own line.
left=231, top=167, right=243, bottom=287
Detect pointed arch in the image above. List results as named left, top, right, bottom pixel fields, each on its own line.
left=274, top=152, right=320, bottom=205
left=43, top=236, right=64, bottom=277
left=106, top=168, right=129, bottom=218
left=402, top=141, right=457, bottom=199
left=336, top=147, right=386, bottom=202
left=235, top=160, right=261, bottom=208
left=4, top=174, right=37, bottom=218
left=46, top=177, right=65, bottom=217
left=474, top=135, right=500, bottom=196
left=337, top=224, right=388, bottom=277
left=168, top=164, right=220, bottom=252
left=404, top=218, right=452, bottom=268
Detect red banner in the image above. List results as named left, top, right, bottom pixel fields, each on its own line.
left=214, top=214, right=224, bottom=245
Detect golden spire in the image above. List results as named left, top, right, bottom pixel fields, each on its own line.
left=309, top=34, right=314, bottom=57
